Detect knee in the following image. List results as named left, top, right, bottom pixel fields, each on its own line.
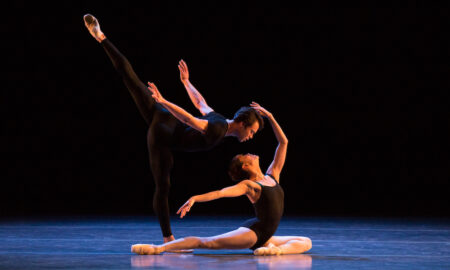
left=199, top=237, right=217, bottom=249
left=114, top=59, right=132, bottom=76
left=185, top=237, right=204, bottom=248
left=154, top=183, right=171, bottom=196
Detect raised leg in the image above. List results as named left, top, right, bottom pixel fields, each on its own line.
left=84, top=14, right=156, bottom=125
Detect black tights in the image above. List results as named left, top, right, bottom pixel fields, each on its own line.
left=102, top=39, right=178, bottom=237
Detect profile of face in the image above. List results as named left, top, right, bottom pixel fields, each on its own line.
left=238, top=153, right=260, bottom=175
left=236, top=121, right=260, bottom=142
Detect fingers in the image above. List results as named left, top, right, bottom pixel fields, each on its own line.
left=177, top=205, right=185, bottom=217
left=177, top=201, right=193, bottom=218
left=180, top=59, right=187, bottom=69
left=250, top=101, right=264, bottom=112
left=179, top=60, right=188, bottom=72
left=147, top=82, right=158, bottom=92
left=176, top=204, right=185, bottom=214
left=180, top=207, right=189, bottom=218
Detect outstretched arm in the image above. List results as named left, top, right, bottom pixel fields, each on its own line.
left=148, top=82, right=208, bottom=133
left=179, top=60, right=214, bottom=116
left=177, top=181, right=251, bottom=218
left=250, top=102, right=288, bottom=182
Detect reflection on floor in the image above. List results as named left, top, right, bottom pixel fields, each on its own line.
left=0, top=216, right=449, bottom=269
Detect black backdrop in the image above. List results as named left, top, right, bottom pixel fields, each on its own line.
left=3, top=3, right=449, bottom=217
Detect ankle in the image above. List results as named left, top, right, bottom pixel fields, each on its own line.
left=97, top=33, right=106, bottom=43
left=156, top=245, right=165, bottom=253
left=163, top=235, right=175, bottom=243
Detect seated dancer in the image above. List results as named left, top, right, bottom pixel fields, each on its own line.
left=83, top=14, right=264, bottom=244
left=132, top=102, right=312, bottom=256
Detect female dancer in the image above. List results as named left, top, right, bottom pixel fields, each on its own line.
left=132, top=102, right=312, bottom=255
left=83, top=14, right=264, bottom=244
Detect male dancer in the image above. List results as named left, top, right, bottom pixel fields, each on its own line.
left=83, top=14, right=264, bottom=243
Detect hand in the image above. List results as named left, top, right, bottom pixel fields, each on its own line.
left=147, top=82, right=166, bottom=104
left=250, top=101, right=272, bottom=118
left=176, top=197, right=195, bottom=218
left=178, top=59, right=189, bottom=83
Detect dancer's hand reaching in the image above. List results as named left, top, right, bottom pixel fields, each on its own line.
left=147, top=82, right=166, bottom=104
left=178, top=59, right=189, bottom=83
left=250, top=101, right=272, bottom=118
left=177, top=197, right=196, bottom=218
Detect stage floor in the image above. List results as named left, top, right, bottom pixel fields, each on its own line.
left=0, top=216, right=449, bottom=269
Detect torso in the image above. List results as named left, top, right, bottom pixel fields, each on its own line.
left=171, top=111, right=228, bottom=151
left=241, top=174, right=284, bottom=250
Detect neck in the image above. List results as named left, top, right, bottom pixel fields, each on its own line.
left=249, top=171, right=265, bottom=181
left=225, top=119, right=236, bottom=137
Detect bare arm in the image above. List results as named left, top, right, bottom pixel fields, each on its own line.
left=179, top=60, right=213, bottom=116
left=177, top=181, right=251, bottom=218
left=250, top=102, right=288, bottom=182
left=147, top=82, right=208, bottom=133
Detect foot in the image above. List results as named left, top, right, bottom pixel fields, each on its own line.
left=131, top=244, right=162, bottom=255
left=254, top=243, right=282, bottom=256
left=83, top=14, right=106, bottom=42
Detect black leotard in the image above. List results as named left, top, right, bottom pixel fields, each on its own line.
left=100, top=39, right=228, bottom=237
left=241, top=174, right=284, bottom=250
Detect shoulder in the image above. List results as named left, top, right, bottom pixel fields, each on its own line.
left=199, top=106, right=214, bottom=116
left=266, top=174, right=279, bottom=183
left=203, top=112, right=228, bottom=137
left=204, top=111, right=226, bottom=121
left=240, top=180, right=261, bottom=190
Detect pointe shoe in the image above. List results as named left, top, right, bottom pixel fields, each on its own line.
left=83, top=14, right=105, bottom=42
left=254, top=243, right=282, bottom=256
left=131, top=244, right=161, bottom=255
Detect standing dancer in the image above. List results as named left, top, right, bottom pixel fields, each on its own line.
left=132, top=102, right=312, bottom=256
left=83, top=14, right=264, bottom=243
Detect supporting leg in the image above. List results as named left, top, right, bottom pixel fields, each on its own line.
left=148, top=144, right=173, bottom=238
left=147, top=119, right=178, bottom=239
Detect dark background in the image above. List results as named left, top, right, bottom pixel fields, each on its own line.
left=3, top=3, right=449, bottom=217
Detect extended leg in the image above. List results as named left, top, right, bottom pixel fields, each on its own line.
left=131, top=227, right=258, bottom=254
left=255, top=236, right=312, bottom=255
left=84, top=14, right=155, bottom=125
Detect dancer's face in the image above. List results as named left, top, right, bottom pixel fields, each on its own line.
left=237, top=121, right=259, bottom=142
left=239, top=153, right=260, bottom=173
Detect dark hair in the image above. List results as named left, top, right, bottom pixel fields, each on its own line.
left=233, top=107, right=264, bottom=131
left=228, top=155, right=251, bottom=182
